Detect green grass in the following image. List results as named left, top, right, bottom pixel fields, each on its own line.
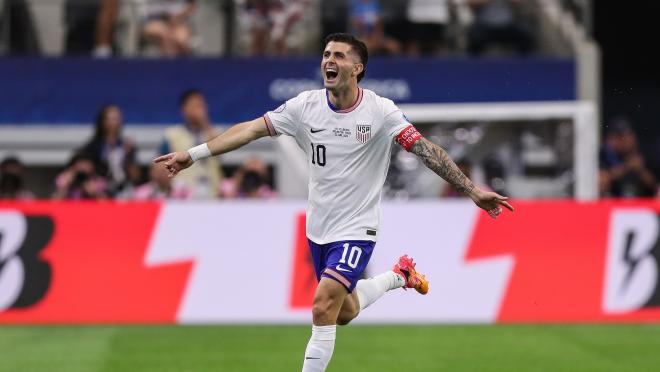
left=1, top=325, right=659, bottom=371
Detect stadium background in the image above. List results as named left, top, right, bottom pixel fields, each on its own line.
left=1, top=1, right=660, bottom=371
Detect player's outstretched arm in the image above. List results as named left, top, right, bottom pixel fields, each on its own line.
left=410, top=137, right=514, bottom=218
left=154, top=117, right=270, bottom=177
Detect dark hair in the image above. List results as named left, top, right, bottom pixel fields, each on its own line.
left=179, top=89, right=203, bottom=107
left=0, top=156, right=22, bottom=170
left=91, top=105, right=122, bottom=144
left=323, top=33, right=368, bottom=82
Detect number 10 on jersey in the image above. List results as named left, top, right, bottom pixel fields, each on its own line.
left=311, top=143, right=326, bottom=166
left=340, top=243, right=362, bottom=268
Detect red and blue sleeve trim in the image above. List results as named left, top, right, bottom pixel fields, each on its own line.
left=262, top=114, right=277, bottom=137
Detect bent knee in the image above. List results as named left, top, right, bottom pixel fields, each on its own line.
left=312, top=300, right=333, bottom=320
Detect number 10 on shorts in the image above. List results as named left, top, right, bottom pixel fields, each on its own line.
left=340, top=243, right=362, bottom=269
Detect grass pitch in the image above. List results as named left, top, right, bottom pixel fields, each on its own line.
left=1, top=325, right=658, bottom=371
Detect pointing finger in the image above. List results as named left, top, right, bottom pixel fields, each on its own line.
left=493, top=193, right=509, bottom=201
left=154, top=153, right=173, bottom=163
left=499, top=200, right=514, bottom=211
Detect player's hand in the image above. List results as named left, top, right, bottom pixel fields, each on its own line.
left=153, top=151, right=193, bottom=178
left=470, top=188, right=514, bottom=219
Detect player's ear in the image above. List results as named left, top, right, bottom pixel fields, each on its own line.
left=353, top=63, right=364, bottom=78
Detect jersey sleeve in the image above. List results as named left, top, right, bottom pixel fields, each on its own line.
left=382, top=98, right=412, bottom=138
left=381, top=98, right=422, bottom=151
left=263, top=93, right=306, bottom=137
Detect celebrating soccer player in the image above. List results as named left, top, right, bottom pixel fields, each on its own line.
left=155, top=33, right=514, bottom=372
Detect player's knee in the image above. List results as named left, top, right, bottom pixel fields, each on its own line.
left=312, top=291, right=342, bottom=322
left=312, top=298, right=334, bottom=320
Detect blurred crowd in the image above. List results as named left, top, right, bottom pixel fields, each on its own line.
left=0, top=90, right=276, bottom=201
left=326, top=0, right=536, bottom=57
left=2, top=101, right=659, bottom=201
left=1, top=0, right=539, bottom=58
left=2, top=1, right=658, bottom=201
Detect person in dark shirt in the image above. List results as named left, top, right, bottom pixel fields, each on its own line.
left=80, top=105, right=138, bottom=196
left=599, top=118, right=657, bottom=197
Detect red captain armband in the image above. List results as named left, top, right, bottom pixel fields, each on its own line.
left=395, top=125, right=422, bottom=151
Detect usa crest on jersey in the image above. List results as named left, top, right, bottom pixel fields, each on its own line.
left=356, top=124, right=372, bottom=143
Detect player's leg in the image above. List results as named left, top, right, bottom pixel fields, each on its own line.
left=312, top=277, right=349, bottom=325
left=302, top=278, right=346, bottom=372
left=336, top=291, right=360, bottom=325
left=323, top=240, right=376, bottom=325
left=302, top=240, right=373, bottom=371
left=350, top=255, right=430, bottom=316
left=353, top=270, right=407, bottom=312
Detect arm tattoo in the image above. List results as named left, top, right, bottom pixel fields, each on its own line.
left=410, top=137, right=475, bottom=196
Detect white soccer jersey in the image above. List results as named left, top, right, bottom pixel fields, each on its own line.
left=264, top=88, right=413, bottom=244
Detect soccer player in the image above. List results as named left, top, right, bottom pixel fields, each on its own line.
left=155, top=33, right=514, bottom=372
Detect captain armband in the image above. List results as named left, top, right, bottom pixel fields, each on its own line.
left=395, top=125, right=422, bottom=151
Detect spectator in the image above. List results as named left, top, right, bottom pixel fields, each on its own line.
left=349, top=0, right=401, bottom=55
left=0, top=157, right=34, bottom=200
left=94, top=0, right=120, bottom=57
left=600, top=118, right=657, bottom=198
left=320, top=0, right=350, bottom=52
left=64, top=0, right=119, bottom=57
left=114, top=162, right=146, bottom=200
left=142, top=0, right=197, bottom=57
left=53, top=153, right=107, bottom=200
left=467, top=0, right=535, bottom=55
left=243, top=0, right=310, bottom=55
left=220, top=158, right=276, bottom=199
left=380, top=0, right=408, bottom=53
left=159, top=89, right=223, bottom=199
left=405, top=0, right=451, bottom=56
left=65, top=0, right=99, bottom=54
left=133, top=162, right=190, bottom=200
left=79, top=105, right=137, bottom=197
left=2, top=0, right=41, bottom=55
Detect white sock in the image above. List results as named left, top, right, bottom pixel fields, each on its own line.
left=301, top=325, right=336, bottom=372
left=355, top=271, right=406, bottom=311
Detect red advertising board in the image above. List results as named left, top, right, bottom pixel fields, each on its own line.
left=1, top=200, right=659, bottom=324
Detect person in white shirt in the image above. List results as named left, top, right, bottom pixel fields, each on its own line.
left=155, top=33, right=513, bottom=372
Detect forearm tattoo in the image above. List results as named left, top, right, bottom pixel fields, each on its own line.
left=410, top=138, right=475, bottom=196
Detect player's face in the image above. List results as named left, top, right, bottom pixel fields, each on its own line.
left=321, top=41, right=363, bottom=90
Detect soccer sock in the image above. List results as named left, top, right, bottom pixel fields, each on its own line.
left=302, top=325, right=336, bottom=372
left=355, top=271, right=406, bottom=311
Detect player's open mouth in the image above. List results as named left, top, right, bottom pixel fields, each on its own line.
left=325, top=67, right=338, bottom=82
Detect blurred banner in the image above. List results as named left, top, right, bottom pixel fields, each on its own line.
left=0, top=58, right=574, bottom=125
left=1, top=200, right=660, bottom=324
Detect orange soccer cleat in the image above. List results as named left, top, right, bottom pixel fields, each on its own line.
left=393, top=255, right=429, bottom=295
